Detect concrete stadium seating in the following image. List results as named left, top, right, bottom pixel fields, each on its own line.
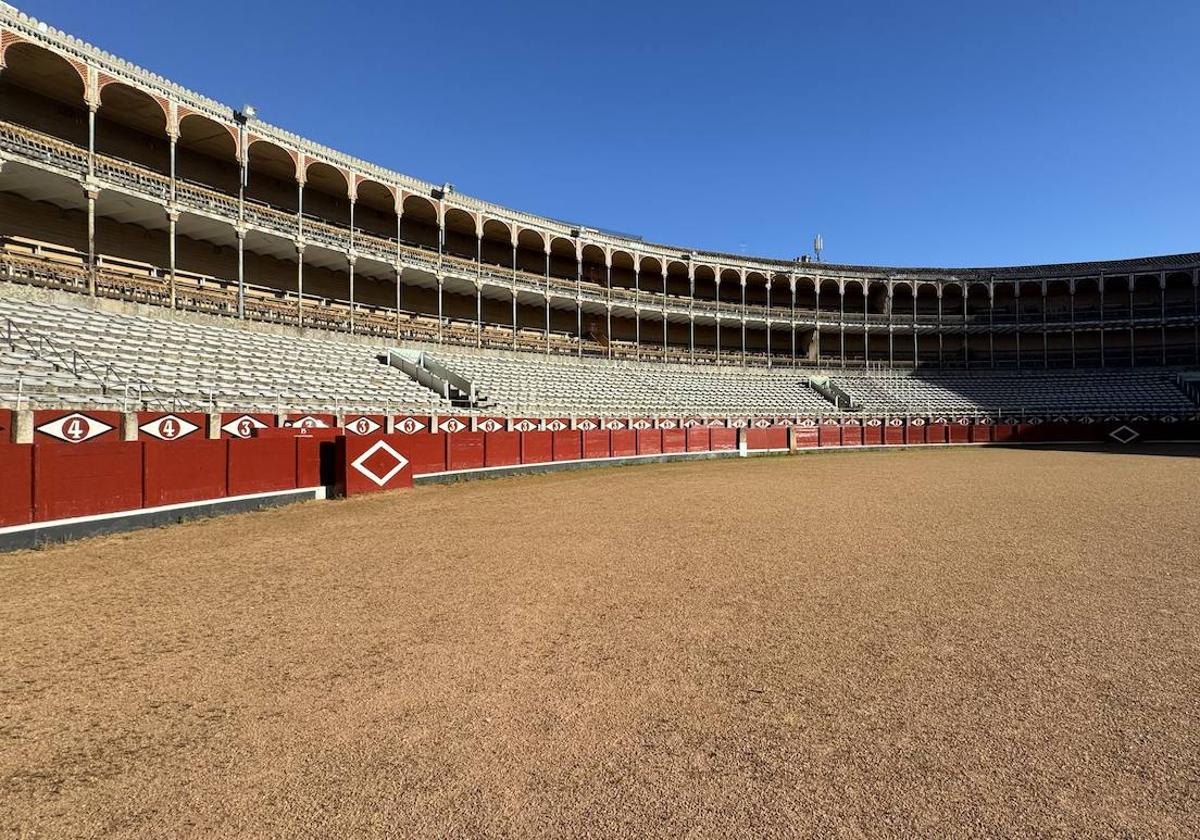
left=1, top=294, right=1196, bottom=418
left=0, top=296, right=450, bottom=413
left=427, top=349, right=836, bottom=415
left=831, top=369, right=1196, bottom=415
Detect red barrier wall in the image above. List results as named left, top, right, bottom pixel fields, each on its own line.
left=583, top=430, right=611, bottom=459
left=841, top=422, right=863, bottom=446
left=905, top=422, right=927, bottom=446
left=521, top=431, right=553, bottom=464
left=970, top=424, right=992, bottom=444
left=552, top=430, right=583, bottom=461
left=485, top=431, right=521, bottom=467
left=818, top=423, right=841, bottom=447
left=661, top=428, right=687, bottom=454
left=884, top=422, right=905, bottom=445
left=295, top=436, right=327, bottom=487
left=685, top=428, right=710, bottom=452
left=33, top=441, right=143, bottom=520
left=0, top=445, right=32, bottom=525
left=0, top=408, right=12, bottom=445
left=710, top=428, right=737, bottom=451
left=925, top=423, right=949, bottom=444
left=610, top=429, right=638, bottom=457
left=447, top=431, right=486, bottom=471
left=862, top=422, right=883, bottom=446
left=33, top=409, right=122, bottom=446
left=746, top=428, right=788, bottom=450
left=636, top=429, right=663, bottom=455
left=991, top=423, right=1016, bottom=443
left=403, top=432, right=447, bottom=475
left=143, top=439, right=227, bottom=506
left=336, top=434, right=414, bottom=497
left=792, top=426, right=819, bottom=448
left=227, top=438, right=298, bottom=495
left=948, top=423, right=970, bottom=444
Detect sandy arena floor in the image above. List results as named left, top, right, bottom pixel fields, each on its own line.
left=2, top=447, right=1199, bottom=838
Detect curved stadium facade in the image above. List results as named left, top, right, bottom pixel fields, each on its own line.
left=0, top=4, right=1197, bottom=374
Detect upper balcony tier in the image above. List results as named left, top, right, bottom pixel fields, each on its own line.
left=1, top=3, right=1198, bottom=291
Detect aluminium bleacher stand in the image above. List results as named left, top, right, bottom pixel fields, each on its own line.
left=0, top=296, right=451, bottom=413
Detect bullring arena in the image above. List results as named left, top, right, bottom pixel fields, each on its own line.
left=1, top=2, right=1199, bottom=837
left=4, top=449, right=1200, bottom=837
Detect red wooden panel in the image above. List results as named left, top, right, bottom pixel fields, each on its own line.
left=336, top=434, right=414, bottom=497
left=792, top=426, right=819, bottom=448
left=610, top=429, right=638, bottom=457
left=402, top=432, right=447, bottom=475
left=661, top=429, right=687, bottom=454
left=925, top=423, right=949, bottom=444
left=552, top=430, right=582, bottom=462
left=862, top=421, right=884, bottom=446
left=521, top=431, right=553, bottom=464
left=447, top=431, right=486, bottom=470
left=884, top=422, right=905, bottom=445
left=970, top=423, right=992, bottom=444
left=295, top=436, right=326, bottom=488
left=685, top=427, right=710, bottom=452
left=582, top=430, right=611, bottom=459
left=991, top=423, right=1015, bottom=443
left=905, top=422, right=927, bottom=446
left=636, top=429, right=662, bottom=455
left=226, top=437, right=298, bottom=495
left=33, top=441, right=143, bottom=521
left=840, top=422, right=863, bottom=447
left=143, top=439, right=227, bottom=506
left=746, top=428, right=788, bottom=450
left=484, top=431, right=521, bottom=467
left=0, top=408, right=15, bottom=445
left=33, top=409, right=122, bottom=446
left=710, top=428, right=737, bottom=451
left=0, top=444, right=32, bottom=525
left=948, top=423, right=970, bottom=444
left=818, top=423, right=841, bottom=447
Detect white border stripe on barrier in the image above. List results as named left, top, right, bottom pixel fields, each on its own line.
left=0, top=486, right=327, bottom=536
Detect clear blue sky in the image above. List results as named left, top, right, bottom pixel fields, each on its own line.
left=17, top=0, right=1200, bottom=267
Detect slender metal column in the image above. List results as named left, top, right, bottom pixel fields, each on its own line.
left=348, top=199, right=356, bottom=335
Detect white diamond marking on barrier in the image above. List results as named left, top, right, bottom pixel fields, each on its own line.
left=544, top=419, right=567, bottom=432
left=37, top=412, right=113, bottom=444
left=345, top=417, right=382, bottom=436
left=351, top=440, right=410, bottom=488
left=287, top=415, right=329, bottom=429
left=139, top=414, right=200, bottom=441
left=1109, top=425, right=1140, bottom=445
left=475, top=418, right=504, bottom=433
left=576, top=419, right=598, bottom=431
left=221, top=414, right=267, bottom=438
left=439, top=417, right=468, bottom=433
left=393, top=417, right=426, bottom=434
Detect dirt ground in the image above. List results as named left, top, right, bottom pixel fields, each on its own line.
left=2, top=447, right=1199, bottom=839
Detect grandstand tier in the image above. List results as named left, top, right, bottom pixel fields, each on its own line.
left=0, top=3, right=1197, bottom=370
left=1, top=291, right=1196, bottom=419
